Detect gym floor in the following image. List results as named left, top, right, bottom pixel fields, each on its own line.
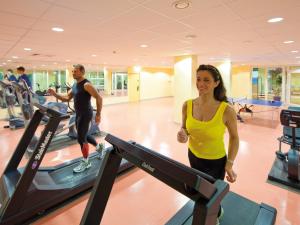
left=0, top=97, right=299, bottom=225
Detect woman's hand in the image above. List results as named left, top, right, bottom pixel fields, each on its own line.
left=177, top=128, right=188, bottom=143
left=225, top=162, right=237, bottom=183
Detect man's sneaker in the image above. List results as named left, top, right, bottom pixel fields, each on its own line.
left=73, top=159, right=91, bottom=173
left=96, top=143, right=105, bottom=159
left=216, top=206, right=224, bottom=225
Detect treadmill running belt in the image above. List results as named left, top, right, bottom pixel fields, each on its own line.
left=50, top=157, right=101, bottom=185
left=167, top=192, right=271, bottom=225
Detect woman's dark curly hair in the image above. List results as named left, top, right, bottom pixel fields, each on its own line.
left=196, top=64, right=228, bottom=102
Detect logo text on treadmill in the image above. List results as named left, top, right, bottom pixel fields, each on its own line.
left=34, top=131, right=53, bottom=161
left=141, top=162, right=155, bottom=172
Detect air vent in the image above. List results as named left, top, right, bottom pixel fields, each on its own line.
left=31, top=53, right=40, bottom=56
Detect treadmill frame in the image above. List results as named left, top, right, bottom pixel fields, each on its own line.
left=79, top=134, right=277, bottom=225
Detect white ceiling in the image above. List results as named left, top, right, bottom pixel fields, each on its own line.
left=0, top=0, right=300, bottom=70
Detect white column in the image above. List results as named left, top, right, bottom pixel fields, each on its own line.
left=215, top=60, right=232, bottom=96
left=173, top=55, right=197, bottom=123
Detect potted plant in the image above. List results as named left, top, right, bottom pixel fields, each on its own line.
left=270, top=68, right=282, bottom=101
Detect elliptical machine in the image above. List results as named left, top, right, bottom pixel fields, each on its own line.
left=0, top=80, right=25, bottom=129
left=268, top=108, right=300, bottom=189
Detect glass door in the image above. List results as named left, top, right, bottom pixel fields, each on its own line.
left=290, top=72, right=300, bottom=104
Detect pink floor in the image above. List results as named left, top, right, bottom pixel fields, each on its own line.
left=0, top=97, right=299, bottom=225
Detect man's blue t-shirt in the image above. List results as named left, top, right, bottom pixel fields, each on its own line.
left=8, top=74, right=18, bottom=82
left=18, top=74, right=32, bottom=89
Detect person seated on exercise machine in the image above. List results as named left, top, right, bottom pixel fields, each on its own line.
left=48, top=64, right=104, bottom=173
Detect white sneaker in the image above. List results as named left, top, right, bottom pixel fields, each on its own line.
left=73, top=159, right=91, bottom=173
left=216, top=206, right=224, bottom=225
left=96, top=143, right=105, bottom=159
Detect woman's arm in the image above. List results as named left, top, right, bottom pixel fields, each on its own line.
left=177, top=101, right=189, bottom=143
left=224, top=105, right=239, bottom=182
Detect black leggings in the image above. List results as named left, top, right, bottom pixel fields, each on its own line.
left=75, top=111, right=97, bottom=149
left=188, top=150, right=227, bottom=180
left=188, top=150, right=227, bottom=217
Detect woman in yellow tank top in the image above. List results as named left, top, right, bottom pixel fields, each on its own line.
left=177, top=64, right=239, bottom=224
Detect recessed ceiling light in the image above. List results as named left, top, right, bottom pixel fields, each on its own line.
left=2, top=63, right=6, bottom=65
left=53, top=62, right=57, bottom=64
left=134, top=66, right=141, bottom=73
left=268, top=17, right=283, bottom=23
left=24, top=48, right=32, bottom=51
left=52, top=27, right=64, bottom=32
left=140, top=44, right=148, bottom=48
left=296, top=56, right=300, bottom=58
left=7, top=59, right=11, bottom=62
left=185, top=34, right=197, bottom=39
left=283, top=40, right=294, bottom=44
left=103, top=62, right=107, bottom=64
left=41, top=64, right=46, bottom=67
left=12, top=56, right=18, bottom=59
left=66, top=59, right=70, bottom=62
left=173, top=0, right=190, bottom=9
left=91, top=54, right=97, bottom=57
left=291, top=50, right=299, bottom=53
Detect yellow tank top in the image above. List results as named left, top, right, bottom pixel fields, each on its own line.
left=186, top=99, right=228, bottom=159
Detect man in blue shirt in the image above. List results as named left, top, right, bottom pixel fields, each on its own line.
left=6, top=69, right=18, bottom=82
left=17, top=66, right=32, bottom=89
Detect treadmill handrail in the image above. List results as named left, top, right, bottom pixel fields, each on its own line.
left=0, top=80, right=13, bottom=88
left=33, top=102, right=69, bottom=119
left=105, top=134, right=217, bottom=200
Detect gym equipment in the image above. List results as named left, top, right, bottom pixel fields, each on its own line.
left=0, top=103, right=134, bottom=225
left=80, top=134, right=277, bottom=225
left=268, top=108, right=300, bottom=189
left=0, top=80, right=25, bottom=129
left=19, top=80, right=100, bottom=152
left=35, top=83, right=49, bottom=96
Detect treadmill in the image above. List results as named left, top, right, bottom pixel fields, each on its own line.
left=80, top=134, right=277, bottom=225
left=0, top=103, right=134, bottom=225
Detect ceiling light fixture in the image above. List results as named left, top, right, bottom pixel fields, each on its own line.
left=24, top=48, right=32, bottom=51
left=296, top=56, right=300, bottom=59
left=185, top=34, right=197, bottom=39
left=268, top=17, right=283, bottom=23
left=140, top=44, right=148, bottom=48
left=7, top=60, right=11, bottom=62
left=12, top=56, right=18, bottom=59
left=283, top=40, right=294, bottom=44
left=66, top=59, right=70, bottom=62
left=173, top=0, right=191, bottom=9
left=52, top=27, right=64, bottom=32
left=291, top=50, right=299, bottom=53
left=91, top=54, right=97, bottom=57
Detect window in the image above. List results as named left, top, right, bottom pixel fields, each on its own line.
left=86, top=71, right=105, bottom=91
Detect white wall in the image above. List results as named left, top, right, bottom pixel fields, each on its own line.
left=231, top=71, right=252, bottom=98
left=140, top=71, right=173, bottom=100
